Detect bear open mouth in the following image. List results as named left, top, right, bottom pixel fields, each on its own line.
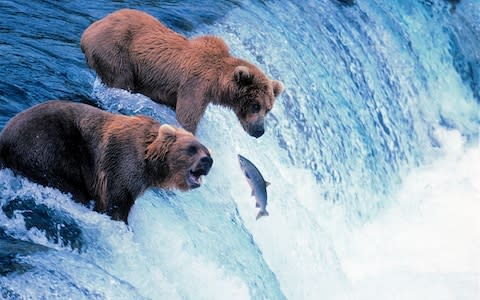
left=187, top=167, right=208, bottom=189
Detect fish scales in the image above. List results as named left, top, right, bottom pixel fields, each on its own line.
left=237, top=154, right=270, bottom=220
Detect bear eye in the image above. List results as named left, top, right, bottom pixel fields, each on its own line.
left=187, top=145, right=197, bottom=155
left=251, top=103, right=261, bottom=113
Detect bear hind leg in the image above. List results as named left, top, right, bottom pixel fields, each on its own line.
left=88, top=49, right=136, bottom=91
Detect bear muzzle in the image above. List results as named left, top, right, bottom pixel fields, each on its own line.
left=246, top=122, right=265, bottom=138
left=187, top=155, right=213, bottom=189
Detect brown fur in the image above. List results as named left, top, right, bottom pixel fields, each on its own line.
left=80, top=8, right=284, bottom=138
left=0, top=101, right=213, bottom=223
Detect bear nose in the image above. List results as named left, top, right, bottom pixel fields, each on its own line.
left=200, top=155, right=213, bottom=170
left=251, top=126, right=265, bottom=138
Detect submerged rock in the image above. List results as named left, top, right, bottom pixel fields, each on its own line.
left=2, top=197, right=83, bottom=250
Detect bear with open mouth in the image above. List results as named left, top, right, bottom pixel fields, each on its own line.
left=0, top=100, right=213, bottom=223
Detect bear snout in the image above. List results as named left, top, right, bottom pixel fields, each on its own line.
left=251, top=126, right=265, bottom=138
left=200, top=155, right=213, bottom=172
left=187, top=154, right=213, bottom=189
left=247, top=123, right=265, bottom=138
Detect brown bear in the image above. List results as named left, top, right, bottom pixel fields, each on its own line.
left=0, top=100, right=213, bottom=223
left=80, top=8, right=284, bottom=138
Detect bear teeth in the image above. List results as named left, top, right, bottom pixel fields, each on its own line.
left=188, top=171, right=203, bottom=187
left=191, top=168, right=207, bottom=177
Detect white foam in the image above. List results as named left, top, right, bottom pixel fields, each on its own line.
left=92, top=78, right=179, bottom=126
left=127, top=190, right=251, bottom=300
left=336, top=129, right=480, bottom=299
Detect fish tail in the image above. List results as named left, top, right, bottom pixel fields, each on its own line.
left=256, top=210, right=269, bottom=220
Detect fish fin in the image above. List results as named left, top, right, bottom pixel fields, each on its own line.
left=256, top=210, right=269, bottom=220
left=255, top=202, right=260, bottom=208
left=251, top=190, right=255, bottom=197
left=265, top=181, right=271, bottom=187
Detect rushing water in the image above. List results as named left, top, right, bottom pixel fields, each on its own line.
left=1, top=0, right=479, bottom=299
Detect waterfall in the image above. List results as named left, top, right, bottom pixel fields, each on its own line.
left=1, top=0, right=478, bottom=299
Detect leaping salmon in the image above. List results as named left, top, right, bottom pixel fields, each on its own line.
left=238, top=154, right=270, bottom=220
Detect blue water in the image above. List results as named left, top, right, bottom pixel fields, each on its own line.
left=1, top=0, right=479, bottom=299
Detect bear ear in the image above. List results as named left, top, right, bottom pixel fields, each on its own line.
left=272, top=80, right=284, bottom=98
left=158, top=124, right=177, bottom=141
left=234, top=66, right=254, bottom=85
left=146, top=124, right=177, bottom=162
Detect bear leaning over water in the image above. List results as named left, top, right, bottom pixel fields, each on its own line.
left=80, top=8, right=284, bottom=138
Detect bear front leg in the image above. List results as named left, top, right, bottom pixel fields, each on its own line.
left=107, top=189, right=134, bottom=224
left=110, top=208, right=130, bottom=224
left=96, top=180, right=134, bottom=224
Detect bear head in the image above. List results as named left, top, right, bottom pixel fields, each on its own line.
left=146, top=124, right=213, bottom=190
left=230, top=65, right=284, bottom=138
